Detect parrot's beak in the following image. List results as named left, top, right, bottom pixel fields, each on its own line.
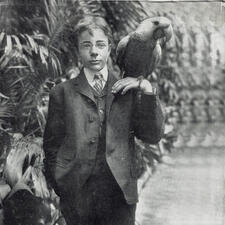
left=153, top=23, right=173, bottom=41
left=152, top=16, right=173, bottom=42
left=164, top=24, right=173, bottom=41
left=161, top=23, right=170, bottom=29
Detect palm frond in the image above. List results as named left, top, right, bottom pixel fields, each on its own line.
left=0, top=97, right=14, bottom=119
left=102, top=1, right=147, bottom=35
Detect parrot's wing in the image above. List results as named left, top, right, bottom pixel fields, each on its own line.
left=153, top=43, right=162, bottom=66
left=116, top=35, right=130, bottom=70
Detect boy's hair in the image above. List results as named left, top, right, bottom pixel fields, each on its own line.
left=73, top=16, right=113, bottom=50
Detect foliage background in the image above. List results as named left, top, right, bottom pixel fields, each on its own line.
left=0, top=1, right=224, bottom=137
left=0, top=0, right=224, bottom=184
left=0, top=1, right=224, bottom=224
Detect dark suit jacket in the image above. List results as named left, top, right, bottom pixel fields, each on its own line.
left=43, top=69, right=164, bottom=204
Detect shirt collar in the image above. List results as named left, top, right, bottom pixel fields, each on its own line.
left=84, top=66, right=108, bottom=87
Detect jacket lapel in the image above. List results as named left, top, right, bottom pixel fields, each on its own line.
left=72, top=69, right=96, bottom=104
left=72, top=68, right=119, bottom=114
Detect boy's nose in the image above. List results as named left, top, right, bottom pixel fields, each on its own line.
left=90, top=46, right=98, bottom=57
left=90, top=52, right=98, bottom=57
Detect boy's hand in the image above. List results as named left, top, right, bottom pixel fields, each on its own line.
left=112, top=77, right=153, bottom=95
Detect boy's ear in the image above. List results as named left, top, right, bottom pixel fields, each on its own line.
left=108, top=43, right=112, bottom=52
left=107, top=44, right=112, bottom=57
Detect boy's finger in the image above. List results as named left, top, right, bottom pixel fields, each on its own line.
left=112, top=78, right=133, bottom=89
left=112, top=84, right=124, bottom=93
left=121, top=84, right=135, bottom=95
left=112, top=80, right=127, bottom=89
left=112, top=80, right=131, bottom=92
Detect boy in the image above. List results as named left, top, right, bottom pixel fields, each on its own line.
left=43, top=16, right=164, bottom=225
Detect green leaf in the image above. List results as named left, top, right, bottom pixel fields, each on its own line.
left=0, top=92, right=9, bottom=99
left=12, top=35, right=22, bottom=51
left=0, top=98, right=13, bottom=118
left=39, top=46, right=48, bottom=66
left=44, top=16, right=51, bottom=35
left=0, top=32, right=5, bottom=45
left=7, top=65, right=28, bottom=69
left=0, top=56, right=10, bottom=69
left=25, top=34, right=38, bottom=54
left=5, top=35, right=12, bottom=54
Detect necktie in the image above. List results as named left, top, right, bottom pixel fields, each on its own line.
left=93, top=74, right=104, bottom=95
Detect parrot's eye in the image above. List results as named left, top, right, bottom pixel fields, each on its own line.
left=153, top=21, right=159, bottom=26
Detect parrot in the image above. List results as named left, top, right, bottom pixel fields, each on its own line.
left=116, top=16, right=173, bottom=78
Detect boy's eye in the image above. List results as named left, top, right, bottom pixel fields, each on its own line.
left=80, top=42, right=107, bottom=49
left=96, top=43, right=107, bottom=49
left=81, top=43, right=92, bottom=49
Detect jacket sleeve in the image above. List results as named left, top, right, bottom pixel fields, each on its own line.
left=132, top=91, right=165, bottom=144
left=43, top=88, right=65, bottom=178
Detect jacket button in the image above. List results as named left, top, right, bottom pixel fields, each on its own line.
left=89, top=116, right=95, bottom=122
left=89, top=137, right=96, bottom=144
left=99, top=109, right=104, bottom=114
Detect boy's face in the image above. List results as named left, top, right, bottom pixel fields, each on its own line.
left=78, top=28, right=111, bottom=73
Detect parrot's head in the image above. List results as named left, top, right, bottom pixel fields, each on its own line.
left=138, top=16, right=173, bottom=43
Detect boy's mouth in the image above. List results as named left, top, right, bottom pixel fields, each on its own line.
left=89, top=60, right=101, bottom=65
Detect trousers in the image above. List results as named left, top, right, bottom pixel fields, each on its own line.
left=59, top=166, right=136, bottom=225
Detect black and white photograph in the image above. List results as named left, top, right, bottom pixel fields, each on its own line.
left=0, top=1, right=224, bottom=225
